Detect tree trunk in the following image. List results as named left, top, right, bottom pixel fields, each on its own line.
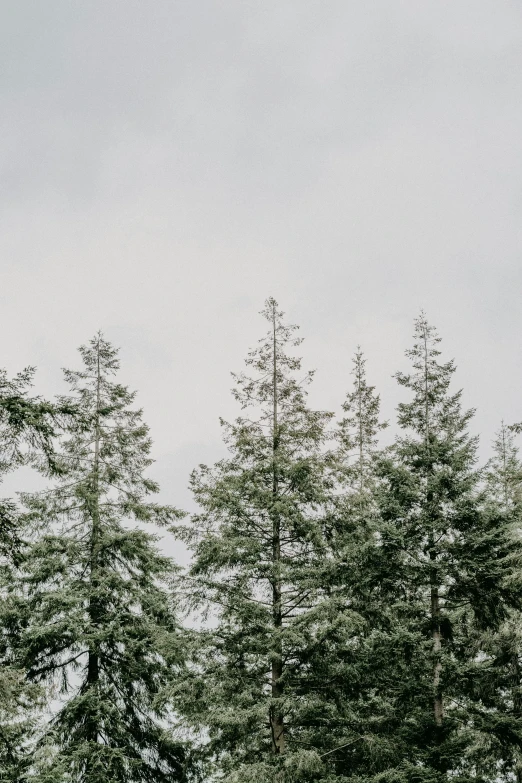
left=430, top=556, right=443, bottom=726
left=424, top=332, right=443, bottom=726
left=270, top=536, right=284, bottom=754
left=86, top=339, right=102, bottom=749
left=270, top=304, right=285, bottom=755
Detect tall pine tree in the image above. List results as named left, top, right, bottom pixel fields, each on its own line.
left=19, top=335, right=187, bottom=783
left=299, top=348, right=400, bottom=780
left=377, top=314, right=520, bottom=782
left=476, top=423, right=522, bottom=782
left=177, top=299, right=335, bottom=782
left=337, top=348, right=387, bottom=539
left=0, top=367, right=60, bottom=782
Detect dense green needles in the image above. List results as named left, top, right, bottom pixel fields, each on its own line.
left=19, top=336, right=187, bottom=782
left=0, top=303, right=521, bottom=783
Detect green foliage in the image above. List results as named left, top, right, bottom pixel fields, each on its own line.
left=2, top=305, right=522, bottom=783
left=176, top=299, right=335, bottom=780
left=298, top=349, right=397, bottom=780
left=19, top=334, right=187, bottom=782
left=0, top=366, right=62, bottom=781
left=375, top=314, right=522, bottom=781
left=472, top=424, right=522, bottom=782
left=0, top=667, right=43, bottom=782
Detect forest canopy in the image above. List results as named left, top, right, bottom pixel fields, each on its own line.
left=1, top=299, right=521, bottom=783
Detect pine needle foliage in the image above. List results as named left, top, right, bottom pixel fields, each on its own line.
left=337, top=347, right=388, bottom=536
left=474, top=424, right=522, bottom=782
left=19, top=334, right=187, bottom=783
left=377, top=314, right=521, bottom=783
left=177, top=299, right=335, bottom=782
left=3, top=303, right=522, bottom=783
left=298, top=349, right=398, bottom=781
left=0, top=366, right=60, bottom=565
left=0, top=367, right=61, bottom=782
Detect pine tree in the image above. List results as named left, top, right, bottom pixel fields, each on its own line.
left=325, top=349, right=392, bottom=774
left=176, top=299, right=335, bottom=782
left=337, top=348, right=387, bottom=536
left=0, top=366, right=58, bottom=564
left=19, top=334, right=187, bottom=783
left=486, top=423, right=522, bottom=510
left=475, top=424, right=522, bottom=782
left=0, top=367, right=59, bottom=782
left=297, top=349, right=403, bottom=780
left=377, top=314, right=520, bottom=782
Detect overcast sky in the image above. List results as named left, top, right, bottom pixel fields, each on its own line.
left=2, top=2, right=522, bottom=531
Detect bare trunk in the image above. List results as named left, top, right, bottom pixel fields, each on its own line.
left=430, top=572, right=444, bottom=726
left=270, top=531, right=284, bottom=754
left=424, top=332, right=443, bottom=726
left=87, top=339, right=102, bottom=748
left=357, top=359, right=364, bottom=497
left=270, top=305, right=285, bottom=755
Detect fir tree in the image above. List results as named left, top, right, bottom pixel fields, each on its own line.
left=177, top=299, right=335, bottom=782
left=337, top=347, right=387, bottom=534
left=378, top=314, right=520, bottom=782
left=486, top=423, right=522, bottom=511
left=298, top=349, right=399, bottom=780
left=0, top=366, right=58, bottom=567
left=0, top=367, right=60, bottom=782
left=329, top=349, right=391, bottom=773
left=476, top=424, right=522, bottom=782
left=19, top=334, right=187, bottom=783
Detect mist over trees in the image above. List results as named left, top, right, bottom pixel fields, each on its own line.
left=1, top=299, right=521, bottom=783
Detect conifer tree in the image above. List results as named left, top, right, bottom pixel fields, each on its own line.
left=378, top=315, right=520, bottom=782
left=486, top=423, right=522, bottom=511
left=476, top=424, right=522, bottom=781
left=337, top=348, right=387, bottom=535
left=299, top=349, right=402, bottom=780
left=177, top=299, right=335, bottom=782
left=19, top=335, right=187, bottom=783
left=325, top=350, right=390, bottom=770
left=0, top=366, right=58, bottom=569
left=0, top=367, right=59, bottom=782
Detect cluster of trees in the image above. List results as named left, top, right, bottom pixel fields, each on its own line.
left=1, top=298, right=522, bottom=783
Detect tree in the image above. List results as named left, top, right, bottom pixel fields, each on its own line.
left=306, top=348, right=396, bottom=779
left=486, top=423, right=522, bottom=511
left=177, top=298, right=335, bottom=782
left=475, top=423, right=522, bottom=782
left=20, top=334, right=187, bottom=783
left=336, top=347, right=388, bottom=544
left=0, top=366, right=58, bottom=566
left=0, top=367, right=60, bottom=782
left=377, top=314, right=520, bottom=782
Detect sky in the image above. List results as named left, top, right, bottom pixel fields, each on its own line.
left=2, top=2, right=522, bottom=541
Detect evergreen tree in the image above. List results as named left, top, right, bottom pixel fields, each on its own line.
left=0, top=366, right=58, bottom=566
left=476, top=424, right=522, bottom=782
left=296, top=349, right=422, bottom=783
left=177, top=299, right=335, bottom=782
left=0, top=367, right=59, bottom=782
left=337, top=347, right=387, bottom=535
left=377, top=314, right=520, bottom=782
left=486, top=423, right=522, bottom=511
left=19, top=335, right=187, bottom=783
left=299, top=349, right=402, bottom=780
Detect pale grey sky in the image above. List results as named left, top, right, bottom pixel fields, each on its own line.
left=2, top=2, right=522, bottom=519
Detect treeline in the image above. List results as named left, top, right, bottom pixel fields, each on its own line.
left=1, top=298, right=522, bottom=783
